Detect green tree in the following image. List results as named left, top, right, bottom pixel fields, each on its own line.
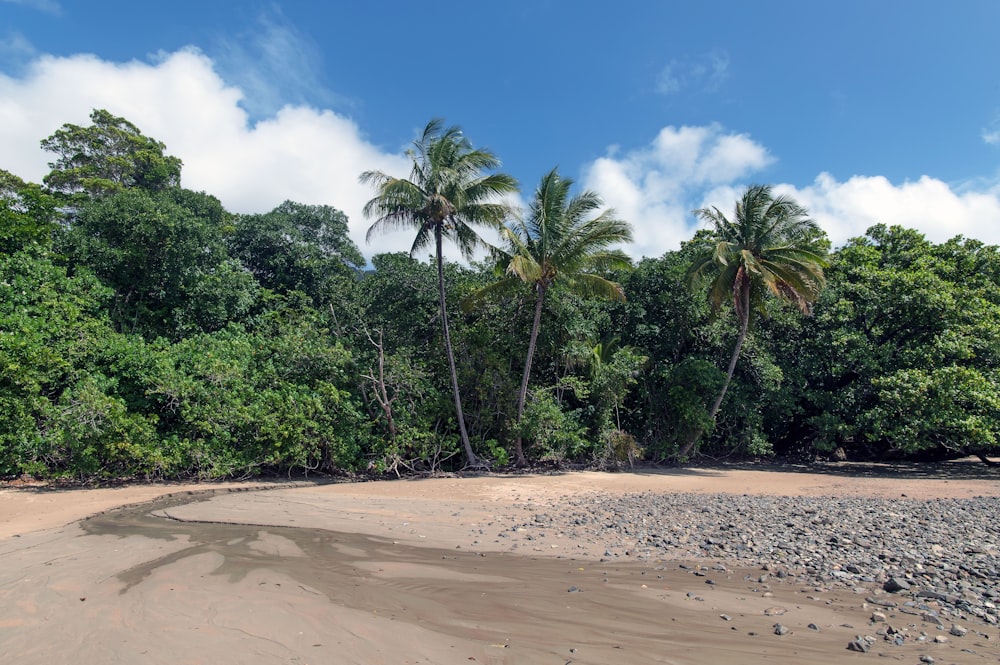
left=682, top=184, right=827, bottom=458
left=0, top=170, right=60, bottom=253
left=41, top=109, right=182, bottom=198
left=360, top=119, right=518, bottom=466
left=785, top=225, right=1000, bottom=462
left=60, top=188, right=258, bottom=339
left=229, top=200, right=364, bottom=305
left=473, top=168, right=633, bottom=464
left=0, top=244, right=161, bottom=477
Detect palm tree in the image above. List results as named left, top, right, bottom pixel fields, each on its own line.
left=679, top=184, right=827, bottom=459
left=361, top=119, right=518, bottom=467
left=473, top=168, right=633, bottom=465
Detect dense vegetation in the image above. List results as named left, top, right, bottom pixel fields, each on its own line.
left=2, top=110, right=998, bottom=479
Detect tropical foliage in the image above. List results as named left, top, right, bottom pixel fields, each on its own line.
left=1, top=110, right=998, bottom=480
left=472, top=168, right=634, bottom=464
left=360, top=119, right=517, bottom=467
left=681, top=185, right=827, bottom=457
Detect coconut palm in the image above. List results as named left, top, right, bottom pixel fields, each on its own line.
left=361, top=119, right=518, bottom=467
left=680, top=184, right=827, bottom=458
left=474, top=168, right=633, bottom=465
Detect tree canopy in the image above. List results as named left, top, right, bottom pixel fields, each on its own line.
left=41, top=109, right=183, bottom=198
left=1, top=110, right=999, bottom=480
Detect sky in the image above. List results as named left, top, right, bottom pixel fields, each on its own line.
left=1, top=0, right=999, bottom=260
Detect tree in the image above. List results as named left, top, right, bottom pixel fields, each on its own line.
left=0, top=170, right=60, bottom=253
left=681, top=184, right=827, bottom=458
left=360, top=119, right=518, bottom=466
left=41, top=109, right=182, bottom=198
left=473, top=168, right=633, bottom=464
left=229, top=200, right=364, bottom=305
left=782, top=225, right=1000, bottom=462
left=60, top=188, right=257, bottom=339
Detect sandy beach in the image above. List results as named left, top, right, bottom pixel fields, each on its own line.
left=2, top=462, right=999, bottom=664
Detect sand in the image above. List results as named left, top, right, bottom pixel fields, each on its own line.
left=2, top=461, right=999, bottom=664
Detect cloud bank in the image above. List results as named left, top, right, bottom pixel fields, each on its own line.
left=1, top=47, right=999, bottom=262
left=585, top=126, right=1000, bottom=256
left=0, top=48, right=415, bottom=256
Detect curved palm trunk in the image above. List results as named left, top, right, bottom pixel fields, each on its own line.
left=514, top=284, right=547, bottom=466
left=677, top=287, right=751, bottom=460
left=435, top=229, right=478, bottom=467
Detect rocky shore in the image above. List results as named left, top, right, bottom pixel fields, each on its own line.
left=506, top=491, right=1000, bottom=637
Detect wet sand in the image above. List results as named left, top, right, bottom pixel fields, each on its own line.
left=2, top=463, right=999, bottom=664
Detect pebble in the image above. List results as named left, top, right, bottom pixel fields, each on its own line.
left=515, top=491, right=1000, bottom=623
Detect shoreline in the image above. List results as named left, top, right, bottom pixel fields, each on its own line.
left=2, top=462, right=999, bottom=664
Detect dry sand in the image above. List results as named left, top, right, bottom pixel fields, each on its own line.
left=2, top=461, right=999, bottom=664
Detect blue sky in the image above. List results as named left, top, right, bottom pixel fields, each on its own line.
left=2, top=0, right=999, bottom=259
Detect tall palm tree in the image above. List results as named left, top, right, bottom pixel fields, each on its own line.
left=680, top=184, right=827, bottom=459
left=361, top=119, right=518, bottom=467
left=474, top=168, right=633, bottom=465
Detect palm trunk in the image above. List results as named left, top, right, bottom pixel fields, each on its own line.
left=514, top=284, right=547, bottom=466
left=677, top=288, right=751, bottom=460
left=435, top=229, right=478, bottom=467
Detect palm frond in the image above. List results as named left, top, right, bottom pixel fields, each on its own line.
left=688, top=184, right=828, bottom=317
left=565, top=272, right=627, bottom=301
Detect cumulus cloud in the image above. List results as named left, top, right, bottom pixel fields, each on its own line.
left=3, top=46, right=998, bottom=264
left=0, top=48, right=420, bottom=258
left=582, top=123, right=1000, bottom=257
left=582, top=124, right=773, bottom=257
left=782, top=173, right=1000, bottom=247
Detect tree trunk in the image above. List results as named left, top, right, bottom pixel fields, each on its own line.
left=976, top=453, right=1000, bottom=467
left=364, top=328, right=396, bottom=441
left=514, top=284, right=547, bottom=466
left=676, top=290, right=751, bottom=460
left=435, top=229, right=478, bottom=467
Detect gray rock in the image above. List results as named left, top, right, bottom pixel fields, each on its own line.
left=884, top=577, right=911, bottom=593
left=847, top=639, right=869, bottom=653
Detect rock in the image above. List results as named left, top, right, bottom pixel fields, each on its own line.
left=773, top=624, right=789, bottom=636
left=949, top=624, right=967, bottom=637
left=847, top=639, right=869, bottom=653
left=884, top=577, right=911, bottom=593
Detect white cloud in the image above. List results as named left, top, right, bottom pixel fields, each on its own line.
left=3, top=47, right=998, bottom=265
left=656, top=50, right=729, bottom=96
left=583, top=124, right=1000, bottom=257
left=0, top=48, right=418, bottom=258
left=782, top=173, right=1000, bottom=247
left=582, top=124, right=773, bottom=257
left=212, top=6, right=350, bottom=120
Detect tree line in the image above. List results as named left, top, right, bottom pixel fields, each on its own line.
left=1, top=109, right=997, bottom=479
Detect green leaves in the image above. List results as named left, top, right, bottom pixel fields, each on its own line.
left=41, top=109, right=182, bottom=198
left=60, top=188, right=258, bottom=339
left=782, top=225, right=1000, bottom=459
left=362, top=118, right=518, bottom=259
